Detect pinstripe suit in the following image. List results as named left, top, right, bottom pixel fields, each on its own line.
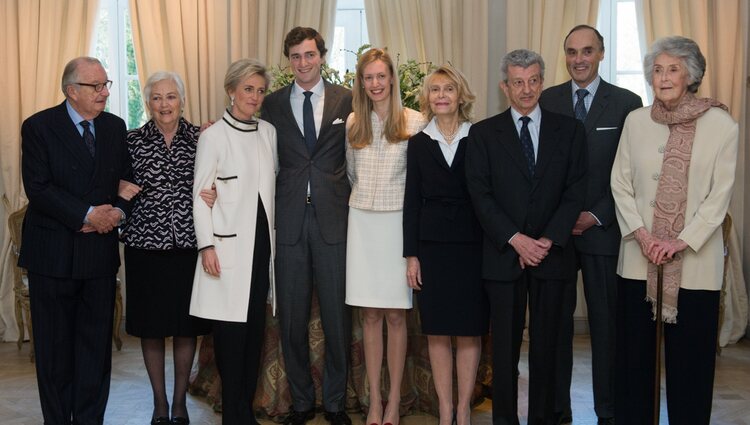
left=20, top=100, right=132, bottom=424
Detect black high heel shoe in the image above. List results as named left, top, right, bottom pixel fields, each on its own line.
left=171, top=417, right=190, bottom=424
left=151, top=417, right=170, bottom=425
left=452, top=410, right=457, bottom=425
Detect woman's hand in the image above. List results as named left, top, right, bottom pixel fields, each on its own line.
left=634, top=227, right=659, bottom=262
left=406, top=256, right=422, bottom=290
left=118, top=179, right=142, bottom=201
left=649, top=238, right=689, bottom=265
left=201, top=247, right=221, bottom=277
left=199, top=183, right=217, bottom=208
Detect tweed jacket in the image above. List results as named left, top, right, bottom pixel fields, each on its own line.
left=611, top=106, right=737, bottom=291
left=346, top=108, right=426, bottom=211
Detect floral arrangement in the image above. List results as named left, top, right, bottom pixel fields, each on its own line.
left=269, top=44, right=434, bottom=111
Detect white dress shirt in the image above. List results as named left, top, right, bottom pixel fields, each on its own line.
left=422, top=117, right=471, bottom=166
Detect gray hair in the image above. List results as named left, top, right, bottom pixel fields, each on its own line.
left=224, top=59, right=270, bottom=98
left=501, top=49, right=545, bottom=82
left=143, top=71, right=187, bottom=110
left=643, top=36, right=705, bottom=93
left=61, top=57, right=103, bottom=97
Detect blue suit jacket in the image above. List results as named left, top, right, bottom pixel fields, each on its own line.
left=19, top=101, right=132, bottom=279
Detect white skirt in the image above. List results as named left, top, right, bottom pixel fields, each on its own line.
left=345, top=207, right=412, bottom=309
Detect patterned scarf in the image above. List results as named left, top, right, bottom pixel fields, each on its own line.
left=648, top=93, right=727, bottom=323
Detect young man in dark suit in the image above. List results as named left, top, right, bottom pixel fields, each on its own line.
left=260, top=27, right=353, bottom=425
left=20, top=56, right=135, bottom=424
left=539, top=25, right=642, bottom=425
left=465, top=49, right=587, bottom=425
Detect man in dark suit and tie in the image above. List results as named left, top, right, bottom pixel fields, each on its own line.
left=465, top=49, right=587, bottom=425
left=20, top=56, right=135, bottom=424
left=539, top=25, right=642, bottom=425
left=260, top=27, right=353, bottom=425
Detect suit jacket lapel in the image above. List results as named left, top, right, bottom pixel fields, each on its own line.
left=50, top=102, right=95, bottom=169
left=533, top=110, right=558, bottom=189
left=496, top=111, right=532, bottom=181
left=585, top=80, right=610, bottom=134
left=317, top=81, right=340, bottom=145
left=425, top=134, right=451, bottom=171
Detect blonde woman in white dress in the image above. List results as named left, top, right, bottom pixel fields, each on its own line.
left=345, top=48, right=426, bottom=425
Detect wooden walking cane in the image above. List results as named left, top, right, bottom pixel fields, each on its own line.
left=653, top=264, right=664, bottom=425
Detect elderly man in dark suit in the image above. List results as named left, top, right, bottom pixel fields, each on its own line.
left=20, top=56, right=135, bottom=424
left=260, top=27, right=353, bottom=425
left=465, top=49, right=587, bottom=425
left=539, top=25, right=642, bottom=425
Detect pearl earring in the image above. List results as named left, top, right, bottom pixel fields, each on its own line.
left=230, top=97, right=235, bottom=106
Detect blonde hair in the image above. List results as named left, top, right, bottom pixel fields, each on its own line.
left=418, top=64, right=475, bottom=123
left=348, top=48, right=410, bottom=149
left=223, top=58, right=269, bottom=101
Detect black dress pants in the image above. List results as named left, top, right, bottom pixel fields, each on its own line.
left=485, top=273, right=566, bottom=425
left=213, top=199, right=271, bottom=425
left=28, top=273, right=116, bottom=425
left=615, top=277, right=719, bottom=425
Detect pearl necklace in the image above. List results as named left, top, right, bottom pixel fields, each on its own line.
left=437, top=122, right=459, bottom=144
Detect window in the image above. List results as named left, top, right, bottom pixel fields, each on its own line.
left=597, top=0, right=650, bottom=105
left=91, top=0, right=146, bottom=129
left=330, top=0, right=369, bottom=78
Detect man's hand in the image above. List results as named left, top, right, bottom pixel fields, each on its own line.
left=572, top=212, right=597, bottom=235
left=201, top=247, right=221, bottom=277
left=199, top=120, right=215, bottom=133
left=406, top=256, right=422, bottom=290
left=86, top=204, right=118, bottom=234
left=510, top=233, right=551, bottom=269
left=199, top=184, right=217, bottom=208
left=118, top=179, right=142, bottom=201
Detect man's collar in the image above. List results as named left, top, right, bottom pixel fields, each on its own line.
left=510, top=104, right=542, bottom=123
left=571, top=75, right=601, bottom=96
left=65, top=100, right=91, bottom=125
left=292, top=78, right=325, bottom=96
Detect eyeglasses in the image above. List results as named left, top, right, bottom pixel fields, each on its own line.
left=75, top=80, right=113, bottom=92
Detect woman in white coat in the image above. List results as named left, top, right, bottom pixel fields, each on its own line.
left=190, top=58, right=277, bottom=425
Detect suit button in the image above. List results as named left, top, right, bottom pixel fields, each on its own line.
left=652, top=172, right=660, bottom=180
left=650, top=200, right=656, bottom=207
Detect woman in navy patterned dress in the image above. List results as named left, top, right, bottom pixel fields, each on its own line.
left=120, top=71, right=210, bottom=425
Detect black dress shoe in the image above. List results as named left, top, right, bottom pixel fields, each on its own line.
left=284, top=408, right=316, bottom=425
left=597, top=418, right=615, bottom=425
left=558, top=414, right=573, bottom=425
left=171, top=417, right=190, bottom=424
left=324, top=411, right=352, bottom=425
left=151, top=417, right=170, bottom=425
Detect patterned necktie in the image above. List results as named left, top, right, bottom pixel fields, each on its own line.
left=574, top=88, right=589, bottom=122
left=80, top=120, right=95, bottom=157
left=519, top=116, right=535, bottom=176
left=303, top=91, right=316, bottom=153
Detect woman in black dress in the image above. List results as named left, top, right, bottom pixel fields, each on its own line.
left=120, top=71, right=211, bottom=425
left=403, top=64, right=488, bottom=425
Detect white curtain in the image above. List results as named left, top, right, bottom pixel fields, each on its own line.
left=0, top=0, right=100, bottom=342
left=364, top=0, right=490, bottom=120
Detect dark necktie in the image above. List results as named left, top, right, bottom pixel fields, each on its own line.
left=303, top=91, right=316, bottom=153
left=519, top=116, right=535, bottom=176
left=574, top=88, right=588, bottom=122
left=80, top=120, right=95, bottom=157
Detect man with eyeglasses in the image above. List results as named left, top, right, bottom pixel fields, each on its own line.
left=465, top=49, right=587, bottom=425
left=19, top=56, right=136, bottom=424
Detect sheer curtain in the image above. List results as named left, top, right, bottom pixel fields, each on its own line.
left=130, top=0, right=336, bottom=125
left=364, top=0, right=490, bottom=120
left=639, top=0, right=748, bottom=344
left=505, top=0, right=599, bottom=86
left=0, top=0, right=100, bottom=342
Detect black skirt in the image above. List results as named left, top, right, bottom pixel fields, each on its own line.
left=416, top=240, right=489, bottom=336
left=124, top=246, right=211, bottom=338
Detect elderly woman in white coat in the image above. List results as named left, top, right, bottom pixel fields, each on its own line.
left=611, top=36, right=737, bottom=425
left=191, top=58, right=277, bottom=425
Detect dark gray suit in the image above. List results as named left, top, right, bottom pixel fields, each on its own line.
left=261, top=82, right=353, bottom=412
left=539, top=79, right=642, bottom=419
